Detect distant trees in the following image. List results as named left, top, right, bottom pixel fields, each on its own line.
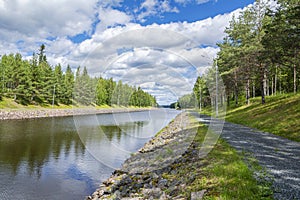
left=177, top=94, right=195, bottom=109
left=0, top=45, right=157, bottom=107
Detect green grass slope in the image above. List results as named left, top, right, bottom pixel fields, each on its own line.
left=225, top=93, right=300, bottom=142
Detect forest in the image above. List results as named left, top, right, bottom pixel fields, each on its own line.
left=0, top=45, right=157, bottom=107
left=178, top=0, right=299, bottom=109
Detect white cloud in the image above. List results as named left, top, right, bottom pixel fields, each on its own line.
left=0, top=0, right=97, bottom=39
left=97, top=8, right=132, bottom=31
left=174, top=0, right=217, bottom=5
left=137, top=0, right=179, bottom=22
left=0, top=0, right=251, bottom=104
left=196, top=0, right=211, bottom=4
left=98, top=0, right=125, bottom=7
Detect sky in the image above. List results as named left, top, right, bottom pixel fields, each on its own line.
left=0, top=0, right=256, bottom=105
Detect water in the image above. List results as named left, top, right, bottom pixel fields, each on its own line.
left=0, top=109, right=180, bottom=200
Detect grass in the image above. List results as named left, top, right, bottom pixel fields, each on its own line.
left=225, top=93, right=300, bottom=142
left=0, top=97, right=74, bottom=109
left=199, top=93, right=300, bottom=142
left=192, top=124, right=273, bottom=199
left=162, top=120, right=273, bottom=199
left=0, top=97, right=153, bottom=110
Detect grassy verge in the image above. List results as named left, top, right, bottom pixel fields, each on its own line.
left=162, top=121, right=273, bottom=199
left=225, top=93, right=300, bottom=142
left=199, top=93, right=300, bottom=142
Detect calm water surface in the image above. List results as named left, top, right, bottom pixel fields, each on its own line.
left=0, top=109, right=180, bottom=200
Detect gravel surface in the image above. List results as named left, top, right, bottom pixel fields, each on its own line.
left=0, top=108, right=153, bottom=120
left=194, top=114, right=300, bottom=200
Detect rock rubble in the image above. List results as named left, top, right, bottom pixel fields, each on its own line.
left=0, top=108, right=152, bottom=120
left=86, top=112, right=204, bottom=200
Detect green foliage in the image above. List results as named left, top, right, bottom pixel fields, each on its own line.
left=0, top=44, right=156, bottom=108
left=177, top=93, right=196, bottom=108
left=193, top=76, right=209, bottom=110
left=129, top=86, right=156, bottom=107
left=216, top=0, right=299, bottom=105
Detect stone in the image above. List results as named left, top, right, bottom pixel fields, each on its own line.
left=191, top=189, right=207, bottom=200
left=142, top=188, right=163, bottom=199
left=158, top=179, right=168, bottom=188
left=151, top=173, right=159, bottom=179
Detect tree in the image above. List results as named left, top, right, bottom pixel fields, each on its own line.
left=106, top=78, right=116, bottom=106
left=96, top=77, right=108, bottom=106
left=0, top=49, right=156, bottom=108
left=53, top=64, right=63, bottom=105
left=262, top=4, right=300, bottom=94
left=178, top=94, right=195, bottom=109
left=217, top=0, right=270, bottom=105
left=193, top=76, right=207, bottom=111
left=61, top=65, right=74, bottom=105
left=74, top=66, right=95, bottom=105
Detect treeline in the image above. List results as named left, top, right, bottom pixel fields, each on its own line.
left=0, top=45, right=157, bottom=107
left=175, top=0, right=299, bottom=109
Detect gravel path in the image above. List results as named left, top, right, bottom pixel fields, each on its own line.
left=194, top=114, right=300, bottom=200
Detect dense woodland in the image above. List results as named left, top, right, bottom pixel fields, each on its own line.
left=0, top=45, right=157, bottom=107
left=178, top=0, right=299, bottom=109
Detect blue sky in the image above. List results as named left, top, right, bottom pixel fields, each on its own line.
left=69, top=0, right=255, bottom=44
left=0, top=0, right=257, bottom=104
left=130, top=0, right=254, bottom=24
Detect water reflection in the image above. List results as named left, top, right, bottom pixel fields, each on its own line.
left=0, top=109, right=180, bottom=200
left=0, top=117, right=85, bottom=176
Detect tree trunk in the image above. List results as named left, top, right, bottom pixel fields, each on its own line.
left=253, top=81, right=255, bottom=98
left=279, top=70, right=282, bottom=94
left=234, top=70, right=238, bottom=106
left=199, top=88, right=202, bottom=113
left=267, top=78, right=270, bottom=96
left=271, top=76, right=274, bottom=96
left=227, top=95, right=230, bottom=107
left=261, top=64, right=266, bottom=104
left=246, top=79, right=250, bottom=105
left=274, top=66, right=277, bottom=95
left=263, top=71, right=267, bottom=97
left=294, top=64, right=297, bottom=93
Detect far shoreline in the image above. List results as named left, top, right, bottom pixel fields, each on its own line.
left=0, top=107, right=157, bottom=121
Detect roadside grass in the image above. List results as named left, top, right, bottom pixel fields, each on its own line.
left=225, top=93, right=300, bottom=142
left=193, top=124, right=272, bottom=199
left=162, top=122, right=273, bottom=199
left=200, top=93, right=300, bottom=142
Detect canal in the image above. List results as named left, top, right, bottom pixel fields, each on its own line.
left=0, top=109, right=180, bottom=200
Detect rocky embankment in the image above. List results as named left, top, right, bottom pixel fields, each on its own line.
left=87, top=112, right=206, bottom=200
left=0, top=108, right=152, bottom=120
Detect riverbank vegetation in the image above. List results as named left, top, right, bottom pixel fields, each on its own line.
left=0, top=45, right=157, bottom=108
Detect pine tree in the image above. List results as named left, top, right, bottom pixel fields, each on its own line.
left=61, top=65, right=74, bottom=105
